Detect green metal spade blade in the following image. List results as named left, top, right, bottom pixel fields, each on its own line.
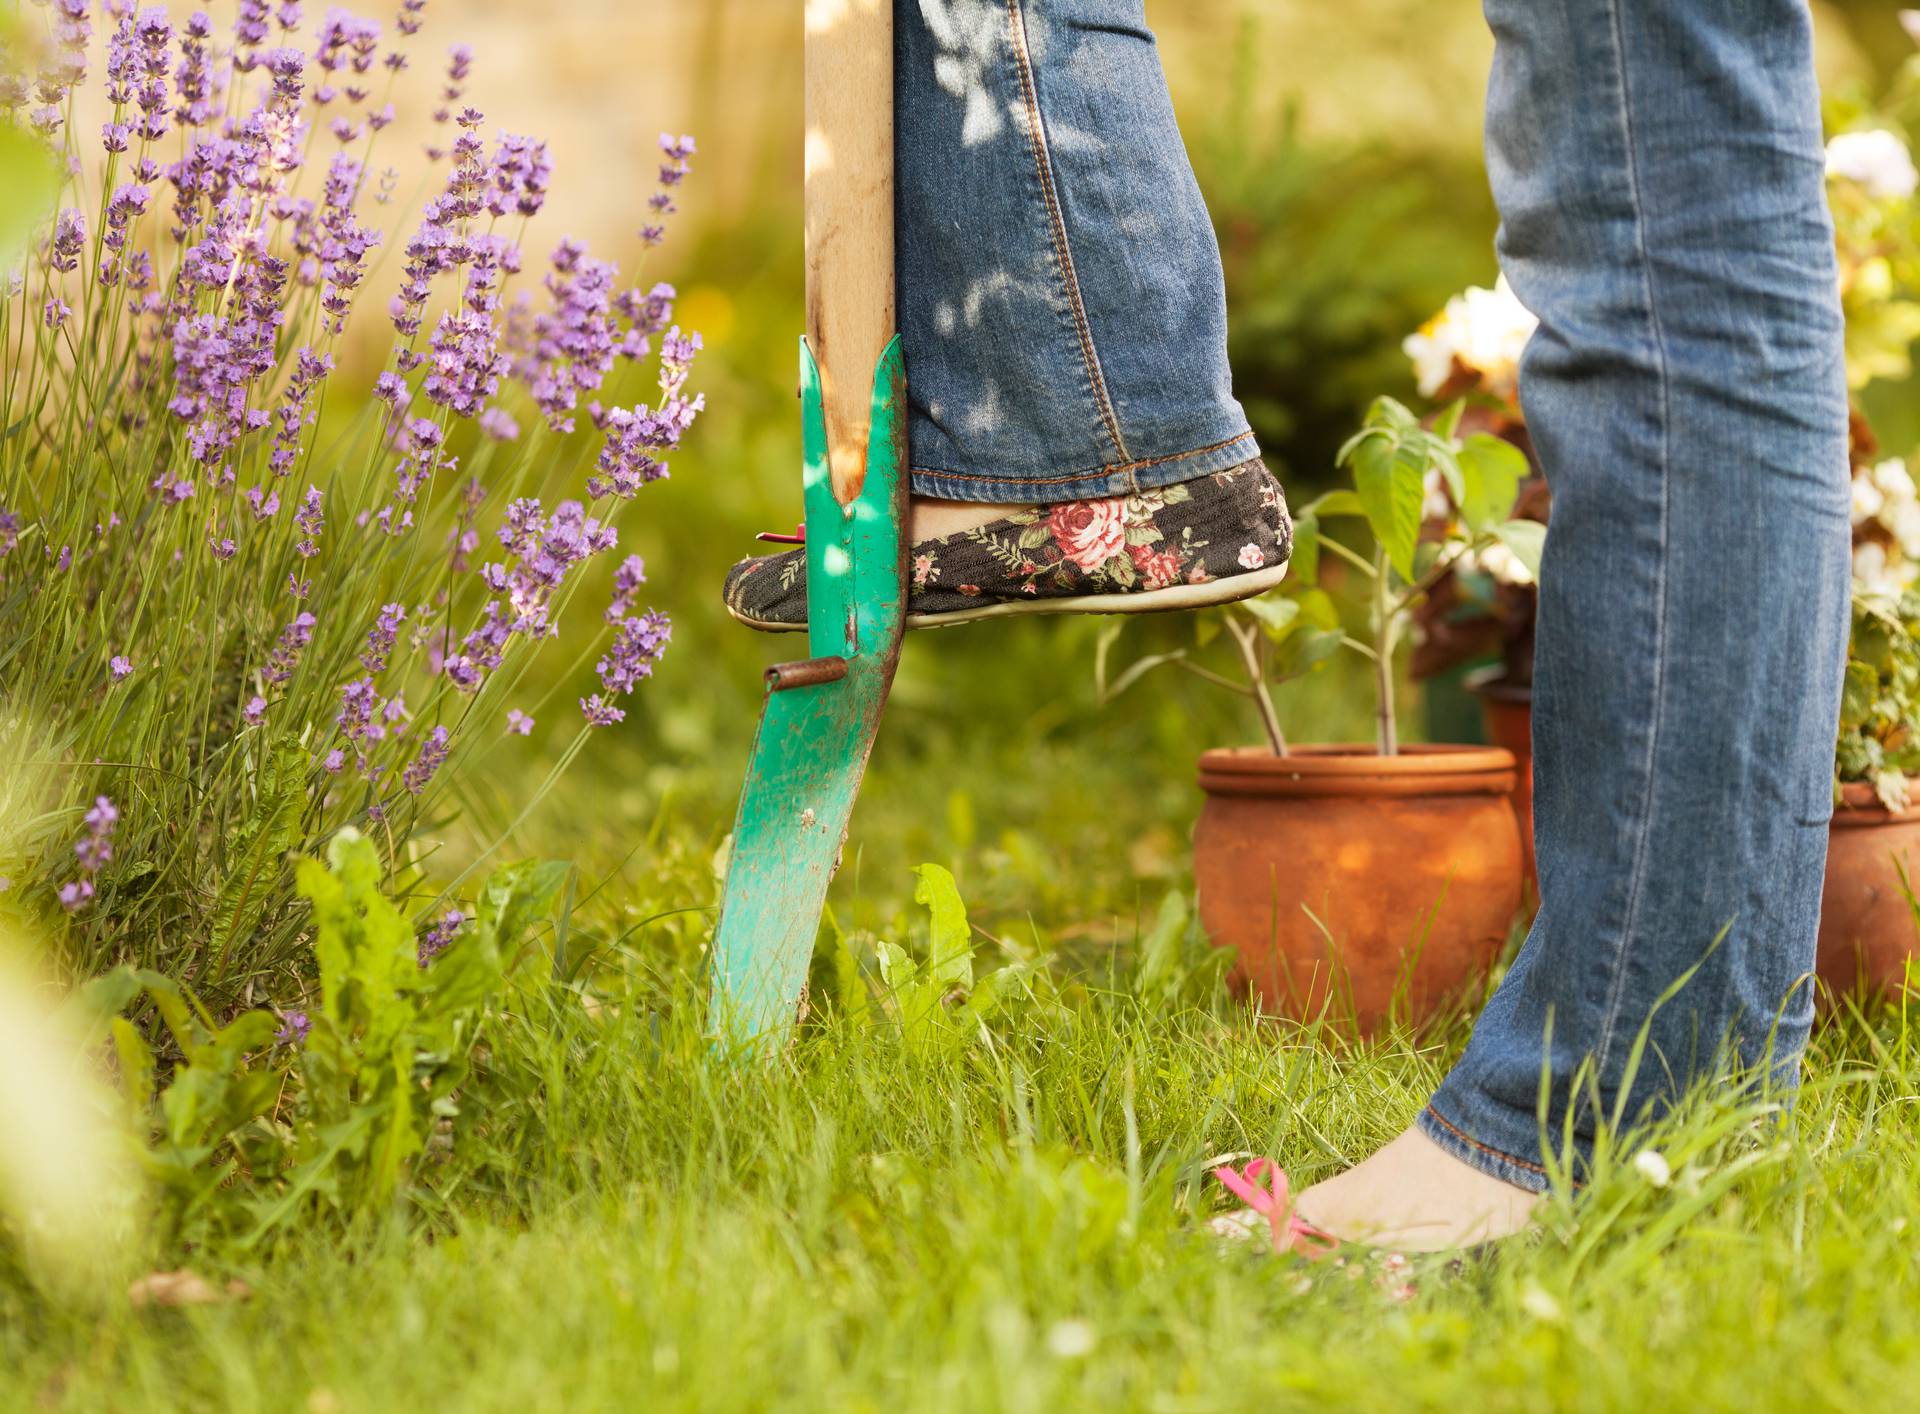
left=708, top=334, right=908, bottom=1049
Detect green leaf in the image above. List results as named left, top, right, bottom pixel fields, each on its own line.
left=912, top=863, right=974, bottom=995
left=0, top=122, right=59, bottom=267
left=1431, top=400, right=1466, bottom=442
left=1293, top=588, right=1341, bottom=632
left=478, top=859, right=573, bottom=953
left=1351, top=434, right=1424, bottom=581
left=111, top=1016, right=155, bottom=1117
left=826, top=906, right=870, bottom=1027
left=1290, top=512, right=1320, bottom=586
left=1491, top=519, right=1547, bottom=580
left=1274, top=626, right=1344, bottom=681
left=1301, top=490, right=1365, bottom=519
left=1238, top=594, right=1299, bottom=637
left=1458, top=434, right=1530, bottom=531
left=1841, top=659, right=1879, bottom=729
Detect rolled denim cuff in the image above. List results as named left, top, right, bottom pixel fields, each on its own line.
left=909, top=428, right=1260, bottom=505
left=1416, top=1096, right=1557, bottom=1196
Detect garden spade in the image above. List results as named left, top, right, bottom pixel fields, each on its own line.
left=708, top=0, right=905, bottom=1048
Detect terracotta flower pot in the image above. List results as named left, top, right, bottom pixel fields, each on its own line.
left=1466, top=668, right=1535, bottom=886
left=1817, top=782, right=1920, bottom=997
left=1194, top=744, right=1524, bottom=1031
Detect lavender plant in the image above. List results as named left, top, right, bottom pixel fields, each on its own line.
left=0, top=3, right=701, bottom=1004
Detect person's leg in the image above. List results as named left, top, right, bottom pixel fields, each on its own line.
left=1301, top=0, right=1851, bottom=1247
left=725, top=0, right=1288, bottom=630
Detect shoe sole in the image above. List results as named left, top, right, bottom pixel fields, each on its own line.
left=727, top=558, right=1292, bottom=634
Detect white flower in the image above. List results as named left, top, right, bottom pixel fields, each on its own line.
left=1461, top=539, right=1535, bottom=588
left=1854, top=541, right=1901, bottom=594
left=1903, top=10, right=1920, bottom=47
left=1403, top=275, right=1540, bottom=399
left=1518, top=1281, right=1564, bottom=1323
left=1826, top=129, right=1919, bottom=202
left=1854, top=476, right=1886, bottom=524
left=1892, top=501, right=1920, bottom=560
left=1046, top=1319, right=1097, bottom=1359
left=1633, top=1149, right=1671, bottom=1188
left=1237, top=543, right=1264, bottom=569
left=1872, top=457, right=1917, bottom=503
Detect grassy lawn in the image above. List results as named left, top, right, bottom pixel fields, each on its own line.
left=8, top=362, right=1914, bottom=1409
left=5, top=967, right=1917, bottom=1411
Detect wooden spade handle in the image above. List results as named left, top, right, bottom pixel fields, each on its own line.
left=804, top=0, right=895, bottom=506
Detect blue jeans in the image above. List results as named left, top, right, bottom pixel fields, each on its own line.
left=901, top=1, right=1852, bottom=1187
left=1417, top=0, right=1852, bottom=1188
left=896, top=0, right=1258, bottom=502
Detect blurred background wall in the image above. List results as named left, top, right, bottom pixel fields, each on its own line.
left=390, top=0, right=1919, bottom=890
left=405, top=0, right=1909, bottom=485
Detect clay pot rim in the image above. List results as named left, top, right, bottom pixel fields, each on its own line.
left=1197, top=743, right=1518, bottom=799
left=1833, top=779, right=1917, bottom=829
left=1463, top=665, right=1534, bottom=705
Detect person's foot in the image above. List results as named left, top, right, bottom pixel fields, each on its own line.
left=1292, top=1126, right=1542, bottom=1252
left=722, top=458, right=1292, bottom=632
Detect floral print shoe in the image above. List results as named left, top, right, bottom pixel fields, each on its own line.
left=722, top=458, right=1291, bottom=632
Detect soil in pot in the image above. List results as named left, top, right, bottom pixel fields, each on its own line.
left=1194, top=744, right=1524, bottom=1032
left=1818, top=782, right=1920, bottom=998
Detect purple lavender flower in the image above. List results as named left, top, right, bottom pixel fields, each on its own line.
left=47, top=209, right=86, bottom=273
left=477, top=405, right=519, bottom=442
left=423, top=308, right=507, bottom=416
left=110, top=655, right=134, bottom=681
left=294, top=485, right=325, bottom=556
left=417, top=907, right=465, bottom=966
left=402, top=724, right=450, bottom=794
left=43, top=297, right=71, bottom=332
left=322, top=748, right=345, bottom=773
left=274, top=1009, right=312, bottom=1047
left=132, top=9, right=175, bottom=141
left=336, top=676, right=382, bottom=751
left=505, top=709, right=533, bottom=736
left=363, top=602, right=407, bottom=672
left=487, top=133, right=551, bottom=218
left=233, top=0, right=272, bottom=71
left=596, top=610, right=670, bottom=696
left=605, top=555, right=647, bottom=622
left=174, top=11, right=221, bottom=127
left=0, top=510, right=17, bottom=558
left=265, top=611, right=317, bottom=684
left=242, top=695, right=268, bottom=725
left=64, top=796, right=120, bottom=906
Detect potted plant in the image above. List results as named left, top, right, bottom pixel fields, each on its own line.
left=1812, top=82, right=1920, bottom=999
left=1104, top=397, right=1538, bottom=1029
left=1401, top=275, right=1547, bottom=878
left=1819, top=588, right=1920, bottom=997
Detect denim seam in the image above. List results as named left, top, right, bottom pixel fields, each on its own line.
left=1424, top=1103, right=1584, bottom=1192
left=1589, top=0, right=1676, bottom=1082
left=910, top=430, right=1257, bottom=488
left=1422, top=1103, right=1551, bottom=1179
left=1003, top=0, right=1133, bottom=474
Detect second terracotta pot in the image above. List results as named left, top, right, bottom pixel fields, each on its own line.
left=1194, top=744, right=1524, bottom=1031
left=1467, top=669, right=1535, bottom=887
left=1817, top=783, right=1920, bottom=998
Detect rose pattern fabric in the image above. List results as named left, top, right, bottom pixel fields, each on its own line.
left=724, top=458, right=1291, bottom=626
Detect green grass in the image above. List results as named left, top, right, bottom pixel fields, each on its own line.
left=6, top=962, right=1920, bottom=1412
